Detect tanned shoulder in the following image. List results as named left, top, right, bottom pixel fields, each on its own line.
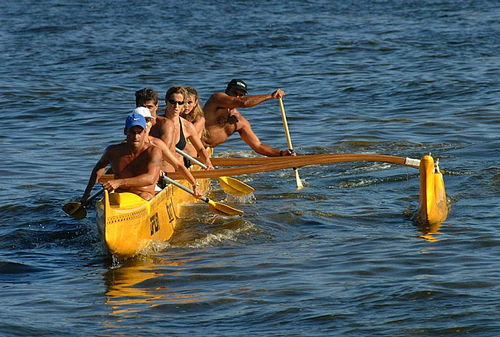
left=105, top=142, right=126, bottom=156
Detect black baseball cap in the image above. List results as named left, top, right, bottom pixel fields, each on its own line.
left=226, top=79, right=248, bottom=94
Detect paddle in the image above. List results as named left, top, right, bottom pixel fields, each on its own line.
left=167, top=153, right=422, bottom=179
left=175, top=148, right=254, bottom=196
left=162, top=176, right=243, bottom=216
left=62, top=189, right=103, bottom=220
left=279, top=98, right=303, bottom=189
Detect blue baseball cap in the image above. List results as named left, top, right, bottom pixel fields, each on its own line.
left=125, top=112, right=146, bottom=130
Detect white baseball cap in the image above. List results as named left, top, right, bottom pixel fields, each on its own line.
left=133, top=106, right=155, bottom=120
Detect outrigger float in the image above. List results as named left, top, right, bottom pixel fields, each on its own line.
left=83, top=152, right=449, bottom=258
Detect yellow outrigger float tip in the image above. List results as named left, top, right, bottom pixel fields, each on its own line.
left=415, top=154, right=450, bottom=232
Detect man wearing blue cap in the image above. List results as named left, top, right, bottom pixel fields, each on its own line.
left=81, top=112, right=162, bottom=202
left=203, top=79, right=293, bottom=157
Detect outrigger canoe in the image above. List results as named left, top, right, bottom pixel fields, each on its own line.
left=95, top=152, right=449, bottom=258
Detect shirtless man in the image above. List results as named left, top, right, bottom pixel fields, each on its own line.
left=203, top=79, right=294, bottom=157
left=135, top=88, right=174, bottom=151
left=136, top=87, right=179, bottom=172
left=133, top=106, right=201, bottom=198
left=81, top=113, right=162, bottom=203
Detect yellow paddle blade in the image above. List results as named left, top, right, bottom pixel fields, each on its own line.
left=62, top=202, right=87, bottom=220
left=207, top=199, right=244, bottom=216
left=218, top=176, right=255, bottom=196
left=294, top=169, right=304, bottom=190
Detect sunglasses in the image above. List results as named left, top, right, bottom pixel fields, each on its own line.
left=168, top=99, right=184, bottom=105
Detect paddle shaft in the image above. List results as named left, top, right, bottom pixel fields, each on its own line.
left=279, top=98, right=294, bottom=151
left=85, top=189, right=104, bottom=205
left=279, top=98, right=303, bottom=189
left=162, top=176, right=209, bottom=203
left=176, top=148, right=209, bottom=169
left=162, top=176, right=244, bottom=216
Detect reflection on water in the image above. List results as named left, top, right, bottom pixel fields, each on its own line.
left=416, top=220, right=443, bottom=242
left=103, top=252, right=205, bottom=317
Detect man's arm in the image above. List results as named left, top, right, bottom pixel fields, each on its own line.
left=159, top=119, right=175, bottom=150
left=205, top=89, right=285, bottom=110
left=81, top=151, right=110, bottom=203
left=193, top=116, right=205, bottom=138
left=150, top=138, right=201, bottom=198
left=183, top=121, right=214, bottom=169
left=237, top=114, right=288, bottom=157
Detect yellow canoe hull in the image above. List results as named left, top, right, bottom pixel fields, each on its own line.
left=96, top=175, right=211, bottom=258
left=96, top=148, right=213, bottom=258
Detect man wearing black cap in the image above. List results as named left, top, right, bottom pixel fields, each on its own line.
left=203, top=79, right=293, bottom=157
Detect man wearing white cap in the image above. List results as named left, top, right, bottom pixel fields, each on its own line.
left=81, top=112, right=162, bottom=202
left=132, top=107, right=201, bottom=198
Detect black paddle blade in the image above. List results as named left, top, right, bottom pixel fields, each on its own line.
left=62, top=202, right=87, bottom=220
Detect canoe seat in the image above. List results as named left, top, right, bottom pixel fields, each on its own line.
left=109, top=192, right=147, bottom=207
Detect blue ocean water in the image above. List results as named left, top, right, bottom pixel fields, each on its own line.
left=0, top=0, right=499, bottom=336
